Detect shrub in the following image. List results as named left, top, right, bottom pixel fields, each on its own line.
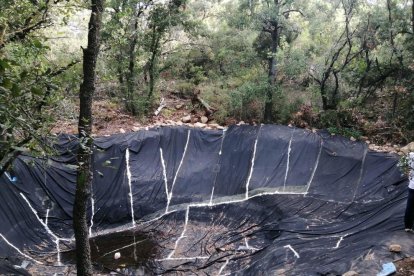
left=174, top=81, right=196, bottom=99
left=227, top=79, right=268, bottom=122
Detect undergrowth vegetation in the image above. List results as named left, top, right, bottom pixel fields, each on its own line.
left=1, top=0, right=414, bottom=155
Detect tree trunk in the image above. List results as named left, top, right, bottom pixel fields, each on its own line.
left=320, top=86, right=329, bottom=111
left=412, top=0, right=414, bottom=34
left=73, top=0, right=104, bottom=275
left=264, top=28, right=278, bottom=123
left=126, top=16, right=139, bottom=114
left=147, top=34, right=160, bottom=102
left=387, top=0, right=403, bottom=119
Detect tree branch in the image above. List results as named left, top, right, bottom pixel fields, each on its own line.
left=282, top=9, right=304, bottom=17
left=0, top=136, right=32, bottom=177
left=48, top=59, right=81, bottom=78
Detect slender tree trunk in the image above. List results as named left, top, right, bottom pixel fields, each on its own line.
left=126, top=16, right=139, bottom=114
left=387, top=0, right=404, bottom=119
left=148, top=55, right=156, bottom=100
left=73, top=0, right=104, bottom=275
left=117, top=56, right=125, bottom=93
left=320, top=87, right=328, bottom=110
left=264, top=28, right=278, bottom=123
left=331, top=71, right=340, bottom=108
left=412, top=0, right=414, bottom=34
left=147, top=33, right=160, bottom=102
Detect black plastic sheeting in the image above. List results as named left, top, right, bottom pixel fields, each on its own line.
left=0, top=125, right=411, bottom=275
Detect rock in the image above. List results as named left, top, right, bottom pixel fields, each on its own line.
left=135, top=267, right=147, bottom=276
left=175, top=104, right=184, bottom=109
left=343, top=271, right=358, bottom=276
left=238, top=121, right=245, bottom=125
left=274, top=269, right=286, bottom=275
left=401, top=142, right=414, bottom=154
left=217, top=125, right=225, bottom=130
left=194, top=122, right=206, bottom=128
left=389, top=244, right=402, bottom=253
left=209, top=123, right=219, bottom=129
left=200, top=116, right=209, bottom=124
left=176, top=121, right=183, bottom=126
left=350, top=137, right=356, bottom=142
left=114, top=252, right=121, bottom=259
left=132, top=126, right=140, bottom=132
left=20, top=260, right=31, bottom=269
left=393, top=144, right=399, bottom=149
left=119, top=128, right=126, bottom=133
left=366, top=140, right=371, bottom=144
left=360, top=136, right=368, bottom=141
left=182, top=115, right=191, bottom=123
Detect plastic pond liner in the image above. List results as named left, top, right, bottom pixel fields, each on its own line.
left=0, top=125, right=412, bottom=275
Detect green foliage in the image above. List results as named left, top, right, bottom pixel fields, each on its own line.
left=282, top=48, right=308, bottom=81
left=327, top=127, right=362, bottom=139
left=102, top=0, right=191, bottom=115
left=2, top=0, right=412, bottom=160
left=175, top=81, right=196, bottom=98
left=274, top=95, right=303, bottom=124
left=224, top=77, right=296, bottom=124
left=227, top=78, right=268, bottom=122
left=398, top=155, right=410, bottom=176
left=319, top=109, right=360, bottom=128
left=0, top=0, right=81, bottom=173
left=318, top=109, right=363, bottom=139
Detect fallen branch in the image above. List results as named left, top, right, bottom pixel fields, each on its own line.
left=154, top=97, right=166, bottom=116
left=192, top=91, right=216, bottom=116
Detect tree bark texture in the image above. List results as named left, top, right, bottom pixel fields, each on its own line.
left=73, top=0, right=104, bottom=275
left=126, top=16, right=139, bottom=114
left=263, top=0, right=281, bottom=123
left=412, top=0, right=414, bottom=34
left=147, top=32, right=161, bottom=101
left=264, top=27, right=279, bottom=123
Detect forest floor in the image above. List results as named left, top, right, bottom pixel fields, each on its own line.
left=395, top=257, right=414, bottom=275
left=52, top=96, right=228, bottom=135
left=52, top=96, right=409, bottom=155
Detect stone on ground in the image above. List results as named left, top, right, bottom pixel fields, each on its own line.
left=343, top=271, right=358, bottom=276
left=181, top=115, right=191, bottom=123
left=401, top=142, right=414, bottom=154
left=200, top=116, right=208, bottom=124
left=389, top=244, right=402, bottom=253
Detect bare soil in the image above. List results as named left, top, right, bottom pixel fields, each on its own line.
left=395, top=257, right=414, bottom=276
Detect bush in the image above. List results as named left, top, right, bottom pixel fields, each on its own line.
left=273, top=92, right=303, bottom=124
left=223, top=78, right=301, bottom=124
left=327, top=126, right=362, bottom=139
left=227, top=79, right=268, bottom=122
left=175, top=81, right=196, bottom=99
left=291, top=104, right=318, bottom=128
